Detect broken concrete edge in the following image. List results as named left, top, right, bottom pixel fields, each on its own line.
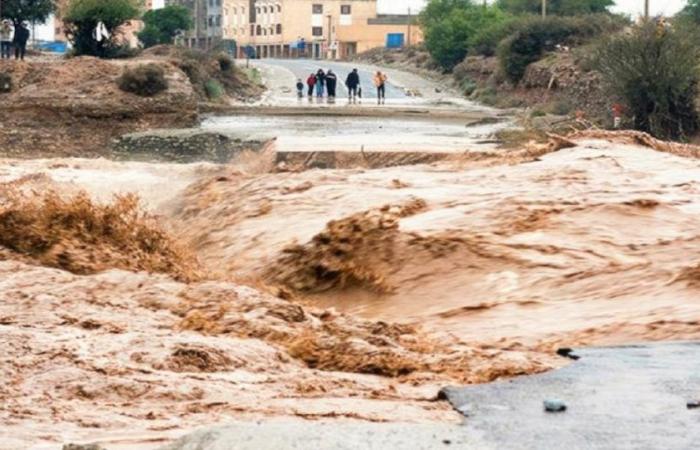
left=200, top=104, right=501, bottom=122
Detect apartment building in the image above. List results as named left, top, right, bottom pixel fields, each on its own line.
left=176, top=0, right=421, bottom=58
left=233, top=0, right=421, bottom=59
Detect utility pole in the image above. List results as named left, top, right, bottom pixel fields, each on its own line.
left=542, top=0, right=547, bottom=18
left=327, top=14, right=331, bottom=60
left=407, top=7, right=411, bottom=47
left=644, top=0, right=650, bottom=20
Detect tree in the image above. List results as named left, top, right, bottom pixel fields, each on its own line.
left=137, top=5, right=191, bottom=48
left=64, top=0, right=140, bottom=57
left=678, top=0, right=700, bottom=23
left=594, top=23, right=700, bottom=140
left=420, top=0, right=510, bottom=69
left=497, top=0, right=613, bottom=16
left=0, top=0, right=55, bottom=26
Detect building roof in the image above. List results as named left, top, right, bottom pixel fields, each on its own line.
left=367, top=14, right=415, bottom=26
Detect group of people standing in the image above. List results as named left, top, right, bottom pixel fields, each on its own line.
left=0, top=20, right=30, bottom=60
left=296, top=68, right=389, bottom=105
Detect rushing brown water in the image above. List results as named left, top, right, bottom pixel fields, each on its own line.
left=2, top=135, right=700, bottom=448
left=174, top=138, right=700, bottom=348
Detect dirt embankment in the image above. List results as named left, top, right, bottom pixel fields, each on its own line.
left=0, top=48, right=263, bottom=159
left=354, top=46, right=610, bottom=125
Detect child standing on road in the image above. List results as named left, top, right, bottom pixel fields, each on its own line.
left=296, top=78, right=304, bottom=99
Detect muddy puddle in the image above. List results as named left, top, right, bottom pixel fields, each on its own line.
left=2, top=132, right=700, bottom=448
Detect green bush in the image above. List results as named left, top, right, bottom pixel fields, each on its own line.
left=420, top=0, right=510, bottom=69
left=468, top=17, right=515, bottom=57
left=594, top=23, right=700, bottom=140
left=497, top=14, right=626, bottom=83
left=117, top=64, right=169, bottom=96
left=204, top=79, right=224, bottom=99
left=497, top=0, right=613, bottom=16
left=65, top=0, right=140, bottom=58
left=138, top=5, right=191, bottom=48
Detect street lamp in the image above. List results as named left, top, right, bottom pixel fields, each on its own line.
left=644, top=0, right=650, bottom=19
left=542, top=0, right=547, bottom=18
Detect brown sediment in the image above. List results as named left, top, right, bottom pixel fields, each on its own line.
left=267, top=198, right=427, bottom=293
left=569, top=129, right=700, bottom=159
left=0, top=189, right=202, bottom=282
left=3, top=129, right=700, bottom=448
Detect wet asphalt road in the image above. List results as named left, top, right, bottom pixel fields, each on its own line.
left=258, top=58, right=407, bottom=99
left=442, top=341, right=700, bottom=450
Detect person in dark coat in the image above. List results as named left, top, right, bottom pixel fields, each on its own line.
left=13, top=22, right=29, bottom=61
left=345, top=68, right=360, bottom=103
left=325, top=70, right=338, bottom=100
left=315, top=69, right=325, bottom=98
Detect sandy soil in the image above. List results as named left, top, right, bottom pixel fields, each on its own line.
left=2, top=132, right=700, bottom=448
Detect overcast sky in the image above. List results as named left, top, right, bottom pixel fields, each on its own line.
left=378, top=0, right=688, bottom=17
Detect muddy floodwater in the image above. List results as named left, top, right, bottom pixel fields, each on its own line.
left=2, top=129, right=700, bottom=449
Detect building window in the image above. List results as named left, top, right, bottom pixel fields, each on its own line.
left=277, top=5, right=281, bottom=12
left=263, top=6, right=267, bottom=13
left=341, top=5, right=351, bottom=15
left=276, top=24, right=282, bottom=34
left=250, top=24, right=255, bottom=35
left=208, top=16, right=213, bottom=26
left=216, top=15, right=221, bottom=26
left=312, top=4, right=323, bottom=14
left=208, top=0, right=213, bottom=6
left=312, top=26, right=323, bottom=36
left=233, top=7, right=237, bottom=14
left=256, top=25, right=262, bottom=35
left=215, top=0, right=220, bottom=6
left=242, top=7, right=245, bottom=14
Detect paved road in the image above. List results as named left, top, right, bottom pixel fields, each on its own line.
left=249, top=58, right=477, bottom=108
left=262, top=58, right=408, bottom=99
left=442, top=341, right=700, bottom=450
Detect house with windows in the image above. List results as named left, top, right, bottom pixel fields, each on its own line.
left=174, top=0, right=422, bottom=58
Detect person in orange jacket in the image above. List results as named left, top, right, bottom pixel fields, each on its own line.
left=373, top=70, right=387, bottom=105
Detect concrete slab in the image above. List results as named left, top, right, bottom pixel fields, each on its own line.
left=159, top=421, right=488, bottom=450
left=441, top=341, right=700, bottom=450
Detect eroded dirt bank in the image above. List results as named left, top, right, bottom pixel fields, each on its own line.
left=2, top=132, right=700, bottom=448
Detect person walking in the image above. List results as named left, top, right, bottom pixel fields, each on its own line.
left=345, top=68, right=360, bottom=104
left=306, top=72, right=316, bottom=98
left=0, top=21, right=13, bottom=60
left=13, top=22, right=30, bottom=61
left=315, top=69, right=326, bottom=98
left=373, top=70, right=387, bottom=105
left=325, top=70, right=337, bottom=102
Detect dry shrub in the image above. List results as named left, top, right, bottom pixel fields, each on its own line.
left=117, top=64, right=169, bottom=97
left=269, top=198, right=427, bottom=293
left=0, top=190, right=201, bottom=281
